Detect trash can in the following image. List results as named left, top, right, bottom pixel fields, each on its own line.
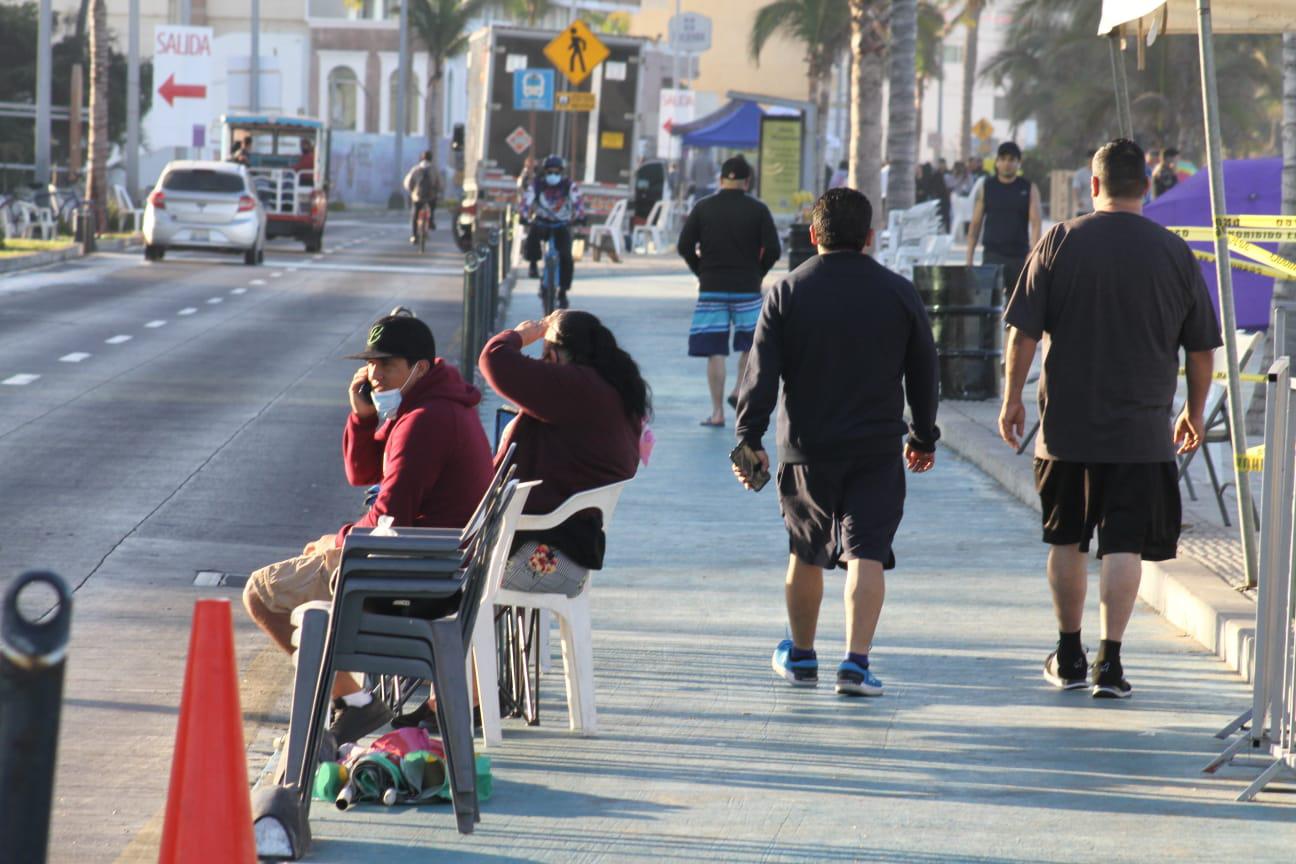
left=787, top=223, right=814, bottom=271
left=73, top=203, right=96, bottom=254
left=912, top=265, right=1003, bottom=400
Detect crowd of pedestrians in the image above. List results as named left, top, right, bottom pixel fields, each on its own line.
left=240, top=136, right=1220, bottom=759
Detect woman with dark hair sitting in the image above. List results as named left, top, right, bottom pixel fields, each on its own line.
left=479, top=310, right=651, bottom=596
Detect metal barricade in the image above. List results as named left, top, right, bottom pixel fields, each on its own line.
left=1204, top=355, right=1296, bottom=800
left=0, top=571, right=73, bottom=862
left=460, top=232, right=504, bottom=381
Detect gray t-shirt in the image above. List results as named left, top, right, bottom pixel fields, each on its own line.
left=1004, top=210, right=1222, bottom=463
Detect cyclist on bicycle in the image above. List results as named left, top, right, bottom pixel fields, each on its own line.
left=522, top=154, right=585, bottom=308
left=402, top=150, right=443, bottom=243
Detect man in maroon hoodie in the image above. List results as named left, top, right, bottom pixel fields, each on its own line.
left=242, top=313, right=494, bottom=741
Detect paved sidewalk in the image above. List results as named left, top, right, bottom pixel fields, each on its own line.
left=288, top=267, right=1294, bottom=862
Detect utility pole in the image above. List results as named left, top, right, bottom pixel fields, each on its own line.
left=251, top=0, right=260, bottom=112
left=671, top=0, right=680, bottom=162
left=35, top=0, right=52, bottom=186
left=395, top=0, right=408, bottom=189
left=127, top=0, right=140, bottom=196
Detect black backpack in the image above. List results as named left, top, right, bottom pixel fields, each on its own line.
left=418, top=165, right=436, bottom=200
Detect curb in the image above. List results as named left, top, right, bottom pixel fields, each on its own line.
left=0, top=236, right=141, bottom=276
left=937, top=399, right=1255, bottom=681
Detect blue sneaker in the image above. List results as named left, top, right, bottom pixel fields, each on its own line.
left=771, top=639, right=818, bottom=687
left=835, top=660, right=884, bottom=696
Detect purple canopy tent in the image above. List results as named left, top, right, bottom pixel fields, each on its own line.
left=1144, top=157, right=1281, bottom=331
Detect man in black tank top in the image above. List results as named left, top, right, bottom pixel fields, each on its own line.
left=965, top=140, right=1041, bottom=291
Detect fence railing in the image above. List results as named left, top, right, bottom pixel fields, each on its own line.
left=1205, top=353, right=1296, bottom=800
left=460, top=207, right=515, bottom=379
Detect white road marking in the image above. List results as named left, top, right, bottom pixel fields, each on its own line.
left=268, top=261, right=462, bottom=277
left=2, top=374, right=40, bottom=386
left=105, top=334, right=133, bottom=345
left=207, top=297, right=223, bottom=304
left=286, top=267, right=299, bottom=272
left=145, top=320, right=167, bottom=328
left=270, top=272, right=283, bottom=278
left=59, top=353, right=92, bottom=363
left=312, top=254, right=323, bottom=260
left=249, top=279, right=266, bottom=286
left=231, top=287, right=247, bottom=295
left=178, top=307, right=197, bottom=316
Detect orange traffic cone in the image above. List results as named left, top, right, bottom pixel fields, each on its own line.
left=159, top=599, right=256, bottom=864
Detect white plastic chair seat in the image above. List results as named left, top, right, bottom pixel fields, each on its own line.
left=471, top=478, right=632, bottom=747
left=588, top=199, right=628, bottom=261
left=112, top=184, right=145, bottom=233
left=631, top=199, right=671, bottom=254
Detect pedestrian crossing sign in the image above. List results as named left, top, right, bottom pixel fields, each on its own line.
left=544, top=20, right=609, bottom=87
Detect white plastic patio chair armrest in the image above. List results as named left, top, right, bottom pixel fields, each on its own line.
left=514, top=479, right=632, bottom=532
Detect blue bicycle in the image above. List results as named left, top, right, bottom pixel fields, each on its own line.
left=535, top=218, right=565, bottom=315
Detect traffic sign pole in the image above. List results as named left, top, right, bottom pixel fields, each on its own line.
left=251, top=0, right=260, bottom=113
left=35, top=0, right=51, bottom=186
left=127, top=0, right=139, bottom=196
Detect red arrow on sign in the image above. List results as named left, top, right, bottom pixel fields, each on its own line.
left=158, top=73, right=207, bottom=107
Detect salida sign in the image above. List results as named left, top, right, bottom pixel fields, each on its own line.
left=151, top=26, right=213, bottom=148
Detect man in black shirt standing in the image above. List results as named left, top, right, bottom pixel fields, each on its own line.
left=965, top=141, right=1041, bottom=292
left=677, top=155, right=781, bottom=427
left=1000, top=139, right=1221, bottom=699
left=734, top=188, right=939, bottom=698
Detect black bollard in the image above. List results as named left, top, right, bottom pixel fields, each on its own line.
left=0, top=571, right=74, bottom=864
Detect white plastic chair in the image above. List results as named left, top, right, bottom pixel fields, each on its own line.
left=631, top=199, right=671, bottom=254
left=950, top=193, right=973, bottom=242
left=588, top=199, right=627, bottom=262
left=13, top=201, right=56, bottom=240
left=112, top=184, right=145, bottom=232
left=471, top=478, right=632, bottom=747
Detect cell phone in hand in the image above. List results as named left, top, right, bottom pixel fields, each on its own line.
left=729, top=442, right=770, bottom=492
left=358, top=380, right=373, bottom=398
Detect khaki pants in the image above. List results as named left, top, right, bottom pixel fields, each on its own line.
left=245, top=547, right=343, bottom=615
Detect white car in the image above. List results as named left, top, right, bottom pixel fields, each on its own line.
left=142, top=160, right=267, bottom=265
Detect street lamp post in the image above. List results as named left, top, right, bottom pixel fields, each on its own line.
left=395, top=0, right=408, bottom=191
left=35, top=0, right=52, bottom=186
left=127, top=0, right=139, bottom=197
left=251, top=0, right=260, bottom=113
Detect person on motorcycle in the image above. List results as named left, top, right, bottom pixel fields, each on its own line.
left=522, top=155, right=586, bottom=308
left=403, top=150, right=443, bottom=243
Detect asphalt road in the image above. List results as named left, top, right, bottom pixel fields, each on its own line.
left=0, top=214, right=472, bottom=862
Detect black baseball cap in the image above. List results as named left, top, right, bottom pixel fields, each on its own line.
left=721, top=155, right=752, bottom=181
left=997, top=141, right=1022, bottom=160
left=345, top=315, right=436, bottom=362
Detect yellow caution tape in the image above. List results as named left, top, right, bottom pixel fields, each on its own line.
left=1191, top=249, right=1291, bottom=280
left=1177, top=367, right=1267, bottom=383
left=1236, top=444, right=1265, bottom=473
left=1226, top=238, right=1296, bottom=280
left=1215, top=214, right=1296, bottom=231
left=1169, top=224, right=1296, bottom=244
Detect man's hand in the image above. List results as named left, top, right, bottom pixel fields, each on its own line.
left=513, top=319, right=548, bottom=347
left=904, top=444, right=935, bottom=473
left=302, top=533, right=337, bottom=556
left=1174, top=408, right=1206, bottom=455
left=999, top=398, right=1026, bottom=449
left=349, top=366, right=377, bottom=419
left=731, top=448, right=770, bottom=491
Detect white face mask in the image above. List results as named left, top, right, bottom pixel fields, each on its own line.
left=370, top=387, right=402, bottom=424
left=545, top=173, right=562, bottom=186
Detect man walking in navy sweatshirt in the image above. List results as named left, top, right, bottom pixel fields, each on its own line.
left=734, top=188, right=940, bottom=697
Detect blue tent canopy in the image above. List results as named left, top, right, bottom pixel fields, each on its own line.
left=673, top=100, right=768, bottom=149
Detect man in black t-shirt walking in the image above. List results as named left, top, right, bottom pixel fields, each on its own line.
left=965, top=141, right=1041, bottom=291
left=999, top=139, right=1221, bottom=699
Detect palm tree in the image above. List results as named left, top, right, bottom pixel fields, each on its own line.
left=86, top=0, right=108, bottom=229
left=502, top=0, right=552, bottom=26
left=983, top=0, right=1281, bottom=169
left=750, top=0, right=851, bottom=196
left=912, top=2, right=948, bottom=158
left=411, top=0, right=495, bottom=171
left=946, top=0, right=985, bottom=162
left=885, top=0, right=918, bottom=214
left=846, top=1, right=885, bottom=212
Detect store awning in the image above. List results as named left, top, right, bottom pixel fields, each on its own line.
left=672, top=99, right=798, bottom=149
left=1098, top=1, right=1294, bottom=37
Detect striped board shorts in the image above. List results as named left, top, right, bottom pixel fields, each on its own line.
left=687, top=292, right=763, bottom=357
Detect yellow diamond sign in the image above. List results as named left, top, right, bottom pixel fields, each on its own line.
left=544, top=20, right=610, bottom=87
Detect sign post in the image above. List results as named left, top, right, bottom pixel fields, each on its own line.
left=150, top=26, right=213, bottom=150
left=759, top=115, right=804, bottom=218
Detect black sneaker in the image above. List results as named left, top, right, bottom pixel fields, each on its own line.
left=1043, top=647, right=1089, bottom=690
left=1092, top=661, right=1133, bottom=699
left=328, top=696, right=394, bottom=743
left=528, top=262, right=539, bottom=278
left=391, top=701, right=484, bottom=732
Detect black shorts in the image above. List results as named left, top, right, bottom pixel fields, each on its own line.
left=777, top=453, right=905, bottom=570
left=1034, top=459, right=1181, bottom=561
